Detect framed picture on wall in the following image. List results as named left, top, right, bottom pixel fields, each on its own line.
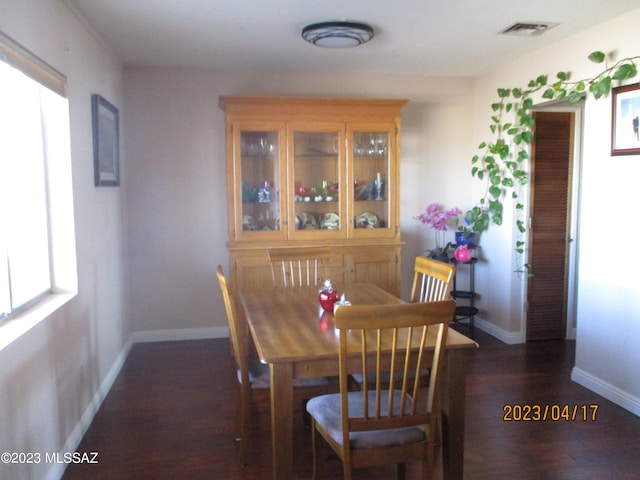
left=91, top=94, right=120, bottom=186
left=611, top=83, right=640, bottom=156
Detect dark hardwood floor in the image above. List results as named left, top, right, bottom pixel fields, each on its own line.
left=62, top=327, right=640, bottom=479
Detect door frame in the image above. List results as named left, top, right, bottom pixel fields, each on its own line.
left=527, top=101, right=584, bottom=340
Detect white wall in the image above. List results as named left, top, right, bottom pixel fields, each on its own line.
left=122, top=68, right=477, bottom=337
left=473, top=9, right=640, bottom=414
left=0, top=1, right=129, bottom=479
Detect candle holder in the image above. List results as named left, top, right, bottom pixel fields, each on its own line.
left=373, top=180, right=384, bottom=200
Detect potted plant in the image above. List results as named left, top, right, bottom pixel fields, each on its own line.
left=455, top=211, right=478, bottom=247
left=470, top=50, right=639, bottom=273
left=414, top=203, right=460, bottom=262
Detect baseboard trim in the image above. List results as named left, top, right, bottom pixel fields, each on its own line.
left=133, top=326, right=229, bottom=343
left=45, top=336, right=134, bottom=480
left=571, top=366, right=640, bottom=417
left=471, top=316, right=525, bottom=344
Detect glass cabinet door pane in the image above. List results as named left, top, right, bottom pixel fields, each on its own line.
left=352, top=131, right=391, bottom=233
left=240, top=130, right=280, bottom=232
left=291, top=129, right=341, bottom=234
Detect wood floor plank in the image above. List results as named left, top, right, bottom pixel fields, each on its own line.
left=62, top=330, right=640, bottom=479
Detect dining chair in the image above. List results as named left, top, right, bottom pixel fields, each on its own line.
left=268, top=246, right=331, bottom=287
left=410, top=255, right=456, bottom=303
left=351, top=256, right=455, bottom=389
left=306, top=300, right=456, bottom=480
left=216, top=265, right=329, bottom=465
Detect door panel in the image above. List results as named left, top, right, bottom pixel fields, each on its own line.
left=527, top=112, right=573, bottom=341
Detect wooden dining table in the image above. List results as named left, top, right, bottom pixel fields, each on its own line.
left=238, top=283, right=478, bottom=480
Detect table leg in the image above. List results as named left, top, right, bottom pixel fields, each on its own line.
left=270, top=362, right=293, bottom=480
left=440, top=349, right=468, bottom=480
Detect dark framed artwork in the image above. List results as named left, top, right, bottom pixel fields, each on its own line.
left=91, top=94, right=120, bottom=186
left=611, top=83, right=640, bottom=156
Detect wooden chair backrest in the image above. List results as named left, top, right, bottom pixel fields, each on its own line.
left=410, top=256, right=456, bottom=303
left=333, top=300, right=455, bottom=448
left=216, top=265, right=249, bottom=384
left=268, top=246, right=331, bottom=287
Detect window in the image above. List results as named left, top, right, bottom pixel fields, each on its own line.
left=0, top=32, right=76, bottom=328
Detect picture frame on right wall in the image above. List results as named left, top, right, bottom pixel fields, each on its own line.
left=611, top=83, right=640, bottom=156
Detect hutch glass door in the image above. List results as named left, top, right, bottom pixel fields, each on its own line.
left=235, top=125, right=286, bottom=241
left=348, top=124, right=396, bottom=238
left=289, top=123, right=345, bottom=239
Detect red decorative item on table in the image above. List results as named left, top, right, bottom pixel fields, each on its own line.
left=318, top=279, right=340, bottom=312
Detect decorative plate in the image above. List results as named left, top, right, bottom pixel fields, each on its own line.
left=319, top=212, right=340, bottom=230
left=294, top=215, right=302, bottom=230
left=355, top=211, right=380, bottom=229
left=299, top=212, right=318, bottom=230
left=242, top=215, right=257, bottom=231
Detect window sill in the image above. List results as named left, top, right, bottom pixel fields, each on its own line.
left=0, top=292, right=76, bottom=352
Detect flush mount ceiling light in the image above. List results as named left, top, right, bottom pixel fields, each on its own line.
left=302, top=21, right=374, bottom=48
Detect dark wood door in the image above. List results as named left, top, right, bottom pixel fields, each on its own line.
left=527, top=112, right=573, bottom=341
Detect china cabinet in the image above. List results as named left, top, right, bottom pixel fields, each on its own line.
left=219, top=96, right=407, bottom=296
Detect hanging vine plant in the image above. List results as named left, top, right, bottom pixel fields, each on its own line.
left=467, top=50, right=640, bottom=273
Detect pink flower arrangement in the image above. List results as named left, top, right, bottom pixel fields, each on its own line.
left=415, top=203, right=461, bottom=231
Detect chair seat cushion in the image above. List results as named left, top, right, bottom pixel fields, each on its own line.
left=306, top=391, right=425, bottom=450
left=241, top=356, right=329, bottom=390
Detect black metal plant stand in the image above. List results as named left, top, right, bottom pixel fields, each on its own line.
left=450, top=257, right=478, bottom=337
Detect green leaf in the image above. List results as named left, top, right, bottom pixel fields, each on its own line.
left=502, top=178, right=514, bottom=187
left=542, top=88, right=555, bottom=99
left=478, top=141, right=487, bottom=149
left=489, top=199, right=503, bottom=215
left=471, top=166, right=479, bottom=177
left=492, top=213, right=503, bottom=226
left=516, top=219, right=526, bottom=233
left=517, top=150, right=528, bottom=162
left=520, top=130, right=533, bottom=143
left=556, top=71, right=568, bottom=81
left=590, top=76, right=612, bottom=99
left=556, top=89, right=567, bottom=101
left=474, top=214, right=490, bottom=232
left=491, top=102, right=501, bottom=111
left=497, top=88, right=510, bottom=98
left=522, top=98, right=534, bottom=109
left=471, top=154, right=479, bottom=164
left=516, top=203, right=524, bottom=210
left=588, top=51, right=606, bottom=63
left=490, top=173, right=501, bottom=186
left=536, top=75, right=548, bottom=86
left=505, top=103, right=513, bottom=113
left=568, top=91, right=583, bottom=104
left=613, top=63, right=637, bottom=80
left=490, top=124, right=497, bottom=133
left=477, top=170, right=484, bottom=180
left=512, top=88, right=523, bottom=98
left=489, top=185, right=502, bottom=198
left=520, top=115, right=535, bottom=128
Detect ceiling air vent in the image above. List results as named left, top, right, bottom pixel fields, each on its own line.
left=500, top=22, right=558, bottom=37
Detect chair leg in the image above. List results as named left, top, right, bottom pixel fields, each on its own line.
left=237, top=385, right=251, bottom=466
left=310, top=420, right=323, bottom=480
left=397, top=462, right=406, bottom=480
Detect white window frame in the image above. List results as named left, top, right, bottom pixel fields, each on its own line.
left=0, top=31, right=78, bottom=350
